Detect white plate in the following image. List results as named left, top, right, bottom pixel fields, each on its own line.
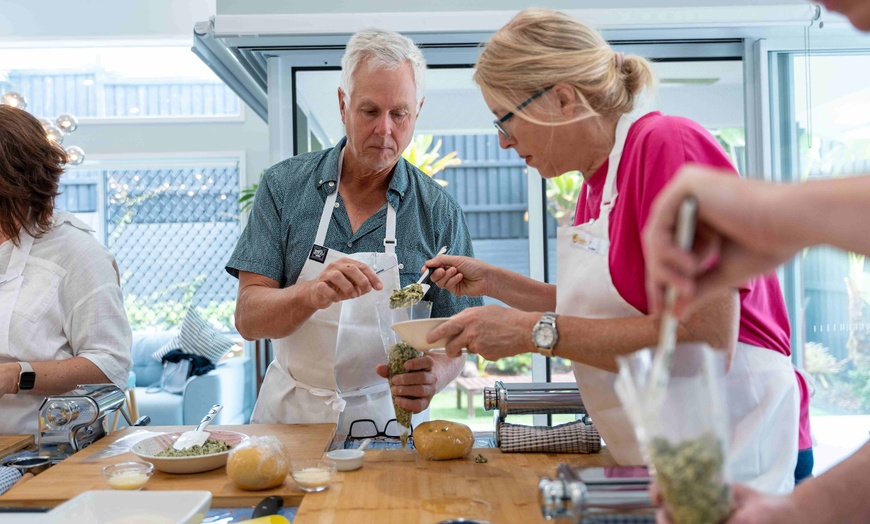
left=40, top=490, right=211, bottom=524
left=391, top=318, right=451, bottom=350
left=131, top=430, right=247, bottom=474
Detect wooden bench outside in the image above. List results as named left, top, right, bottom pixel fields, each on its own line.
left=454, top=372, right=576, bottom=419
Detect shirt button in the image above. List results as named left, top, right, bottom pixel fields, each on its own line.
left=334, top=202, right=340, bottom=208
left=347, top=242, right=353, bottom=248
left=329, top=181, right=335, bottom=187
left=398, top=263, right=404, bottom=270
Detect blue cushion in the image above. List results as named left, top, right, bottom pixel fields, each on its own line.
left=132, top=387, right=184, bottom=426
left=131, top=331, right=179, bottom=387
left=151, top=308, right=235, bottom=364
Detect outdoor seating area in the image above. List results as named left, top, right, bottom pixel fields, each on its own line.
left=455, top=372, right=576, bottom=419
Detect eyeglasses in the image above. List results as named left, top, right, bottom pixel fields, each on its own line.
left=493, top=85, right=555, bottom=139
left=348, top=418, right=413, bottom=439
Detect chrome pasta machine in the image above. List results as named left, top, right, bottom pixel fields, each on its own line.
left=38, top=384, right=148, bottom=462
left=483, top=381, right=593, bottom=449
left=539, top=464, right=655, bottom=523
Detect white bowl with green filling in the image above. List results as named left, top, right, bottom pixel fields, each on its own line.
left=131, top=430, right=247, bottom=474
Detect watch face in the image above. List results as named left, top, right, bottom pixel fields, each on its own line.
left=19, top=372, right=36, bottom=390
left=535, top=326, right=556, bottom=348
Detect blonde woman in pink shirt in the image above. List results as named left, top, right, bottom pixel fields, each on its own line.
left=424, top=7, right=809, bottom=492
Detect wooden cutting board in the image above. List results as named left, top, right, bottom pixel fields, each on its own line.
left=0, top=434, right=34, bottom=460
left=0, top=424, right=335, bottom=509
left=294, top=447, right=617, bottom=524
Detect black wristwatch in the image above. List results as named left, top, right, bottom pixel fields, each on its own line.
left=18, top=362, right=35, bottom=391
left=532, top=312, right=559, bottom=357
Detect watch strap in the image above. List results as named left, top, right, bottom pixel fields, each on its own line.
left=534, top=312, right=559, bottom=357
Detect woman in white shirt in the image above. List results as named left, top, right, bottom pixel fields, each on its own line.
left=0, top=105, right=132, bottom=436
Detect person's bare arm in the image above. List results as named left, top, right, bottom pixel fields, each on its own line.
left=646, top=169, right=870, bottom=316
left=548, top=290, right=738, bottom=372
left=426, top=254, right=556, bottom=311
left=432, top=291, right=739, bottom=372
left=0, top=358, right=112, bottom=398
left=234, top=258, right=384, bottom=340
left=235, top=272, right=320, bottom=340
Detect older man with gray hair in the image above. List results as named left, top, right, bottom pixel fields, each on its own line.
left=226, top=28, right=481, bottom=434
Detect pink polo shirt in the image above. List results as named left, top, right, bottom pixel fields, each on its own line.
left=574, top=112, right=811, bottom=450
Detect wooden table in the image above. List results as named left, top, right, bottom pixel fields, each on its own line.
left=294, top=447, right=617, bottom=524
left=0, top=435, right=34, bottom=460
left=0, top=424, right=335, bottom=509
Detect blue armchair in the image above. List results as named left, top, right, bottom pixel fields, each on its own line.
left=123, top=331, right=255, bottom=427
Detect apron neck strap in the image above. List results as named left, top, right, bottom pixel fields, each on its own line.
left=383, top=202, right=397, bottom=254
left=314, top=146, right=398, bottom=253
left=600, top=114, right=637, bottom=208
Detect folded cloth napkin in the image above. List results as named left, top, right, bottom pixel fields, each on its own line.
left=0, top=466, right=23, bottom=495
left=499, top=419, right=601, bottom=454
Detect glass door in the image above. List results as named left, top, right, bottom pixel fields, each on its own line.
left=773, top=51, right=870, bottom=475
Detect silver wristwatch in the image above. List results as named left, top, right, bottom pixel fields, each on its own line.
left=532, top=312, right=559, bottom=357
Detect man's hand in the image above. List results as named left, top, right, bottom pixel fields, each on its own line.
left=305, top=257, right=383, bottom=310
left=375, top=355, right=437, bottom=413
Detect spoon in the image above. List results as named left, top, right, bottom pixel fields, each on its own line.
left=417, top=245, right=449, bottom=296
left=358, top=438, right=372, bottom=452
left=173, top=404, right=222, bottom=450
left=648, top=197, right=698, bottom=401
left=389, top=246, right=449, bottom=309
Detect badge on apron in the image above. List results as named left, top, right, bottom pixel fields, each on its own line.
left=309, top=244, right=329, bottom=263
left=570, top=231, right=608, bottom=254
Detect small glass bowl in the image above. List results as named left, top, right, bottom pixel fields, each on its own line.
left=103, top=461, right=154, bottom=491
left=290, top=459, right=337, bottom=492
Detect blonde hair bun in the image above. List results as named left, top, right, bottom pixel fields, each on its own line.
left=474, top=8, right=656, bottom=120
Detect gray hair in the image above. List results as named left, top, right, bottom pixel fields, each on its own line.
left=340, top=28, right=426, bottom=105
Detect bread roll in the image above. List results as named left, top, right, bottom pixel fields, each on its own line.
left=414, top=420, right=474, bottom=460
left=226, top=436, right=289, bottom=490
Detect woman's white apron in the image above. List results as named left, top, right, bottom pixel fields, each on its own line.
left=556, top=114, right=797, bottom=493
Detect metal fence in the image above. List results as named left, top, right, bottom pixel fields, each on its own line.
left=431, top=134, right=562, bottom=238
left=801, top=156, right=870, bottom=360
left=57, top=164, right=241, bottom=331
left=4, top=71, right=239, bottom=118
left=434, top=134, right=530, bottom=240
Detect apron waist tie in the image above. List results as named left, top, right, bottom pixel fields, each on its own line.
left=292, top=378, right=391, bottom=413
left=294, top=382, right=347, bottom=412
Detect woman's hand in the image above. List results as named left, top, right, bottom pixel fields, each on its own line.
left=643, top=165, right=798, bottom=317
left=424, top=254, right=493, bottom=298
left=427, top=305, right=536, bottom=359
